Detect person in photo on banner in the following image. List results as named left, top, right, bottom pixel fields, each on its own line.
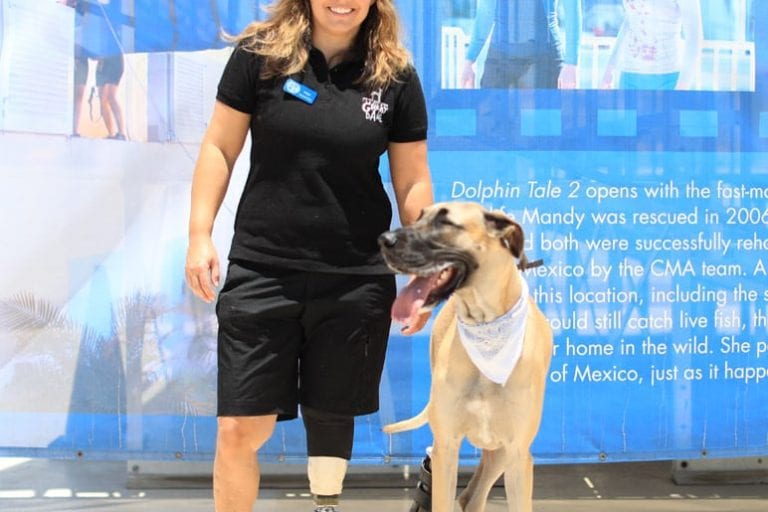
left=600, top=0, right=704, bottom=90
left=96, top=53, right=127, bottom=140
left=460, top=0, right=583, bottom=89
left=61, top=0, right=89, bottom=137
left=184, top=1, right=433, bottom=511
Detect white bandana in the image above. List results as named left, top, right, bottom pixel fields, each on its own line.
left=457, top=278, right=529, bottom=385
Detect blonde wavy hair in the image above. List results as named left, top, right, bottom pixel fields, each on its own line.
left=230, top=0, right=412, bottom=89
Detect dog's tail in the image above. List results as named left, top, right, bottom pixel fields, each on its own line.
left=382, top=406, right=429, bottom=434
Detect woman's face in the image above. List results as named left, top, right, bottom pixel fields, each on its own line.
left=308, top=0, right=377, bottom=43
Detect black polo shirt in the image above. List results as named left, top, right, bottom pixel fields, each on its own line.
left=216, top=45, right=428, bottom=274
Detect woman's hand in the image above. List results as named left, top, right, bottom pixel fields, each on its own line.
left=460, top=61, right=477, bottom=89
left=558, top=64, right=579, bottom=89
left=185, top=235, right=220, bottom=303
left=600, top=66, right=615, bottom=89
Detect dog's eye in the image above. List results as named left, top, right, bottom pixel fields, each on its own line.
left=434, top=216, right=460, bottom=229
left=432, top=208, right=460, bottom=228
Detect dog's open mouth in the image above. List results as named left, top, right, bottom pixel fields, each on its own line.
left=391, top=264, right=462, bottom=326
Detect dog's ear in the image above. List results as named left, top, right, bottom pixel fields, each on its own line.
left=484, top=212, right=526, bottom=261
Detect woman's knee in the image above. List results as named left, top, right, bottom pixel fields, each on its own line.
left=217, top=416, right=276, bottom=452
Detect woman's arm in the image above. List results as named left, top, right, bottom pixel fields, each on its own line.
left=388, top=139, right=434, bottom=334
left=558, top=0, right=583, bottom=89
left=465, top=0, right=496, bottom=63
left=600, top=17, right=628, bottom=88
left=185, top=101, right=250, bottom=302
left=387, top=139, right=434, bottom=226
left=676, top=0, right=704, bottom=90
left=461, top=0, right=496, bottom=88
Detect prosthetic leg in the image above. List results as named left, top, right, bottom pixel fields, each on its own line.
left=308, top=456, right=348, bottom=511
left=302, top=405, right=354, bottom=511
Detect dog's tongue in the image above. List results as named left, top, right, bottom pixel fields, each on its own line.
left=392, top=274, right=439, bottom=326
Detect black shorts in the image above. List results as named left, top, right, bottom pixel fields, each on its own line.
left=96, top=55, right=124, bottom=86
left=74, top=54, right=88, bottom=87
left=216, top=260, right=396, bottom=420
left=480, top=48, right=561, bottom=89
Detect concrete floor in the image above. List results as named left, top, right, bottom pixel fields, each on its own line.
left=1, top=457, right=767, bottom=511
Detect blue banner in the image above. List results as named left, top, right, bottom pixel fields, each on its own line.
left=0, top=0, right=766, bottom=465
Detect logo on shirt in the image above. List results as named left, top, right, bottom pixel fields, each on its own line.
left=361, top=89, right=388, bottom=123
left=285, top=79, right=301, bottom=95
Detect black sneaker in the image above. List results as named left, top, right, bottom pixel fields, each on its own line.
left=314, top=506, right=338, bottom=512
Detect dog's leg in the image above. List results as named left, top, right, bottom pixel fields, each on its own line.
left=430, top=439, right=461, bottom=512
left=457, top=448, right=505, bottom=512
left=502, top=450, right=533, bottom=512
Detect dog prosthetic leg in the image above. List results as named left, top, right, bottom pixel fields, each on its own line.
left=308, top=456, right=347, bottom=509
left=410, top=448, right=433, bottom=512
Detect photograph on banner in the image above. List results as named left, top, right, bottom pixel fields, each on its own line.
left=0, top=0, right=264, bottom=141
left=439, top=0, right=757, bottom=91
left=0, top=0, right=264, bottom=457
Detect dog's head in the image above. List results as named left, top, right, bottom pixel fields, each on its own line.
left=378, top=202, right=527, bottom=325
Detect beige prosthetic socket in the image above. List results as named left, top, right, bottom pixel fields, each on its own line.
left=308, top=456, right=348, bottom=498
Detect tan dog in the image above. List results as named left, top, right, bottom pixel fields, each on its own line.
left=378, top=202, right=553, bottom=512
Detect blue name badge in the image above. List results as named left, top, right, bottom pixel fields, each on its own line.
left=283, top=78, right=317, bottom=105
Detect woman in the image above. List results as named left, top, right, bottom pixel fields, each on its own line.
left=600, top=0, right=703, bottom=90
left=460, top=0, right=583, bottom=89
left=184, top=1, right=433, bottom=511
